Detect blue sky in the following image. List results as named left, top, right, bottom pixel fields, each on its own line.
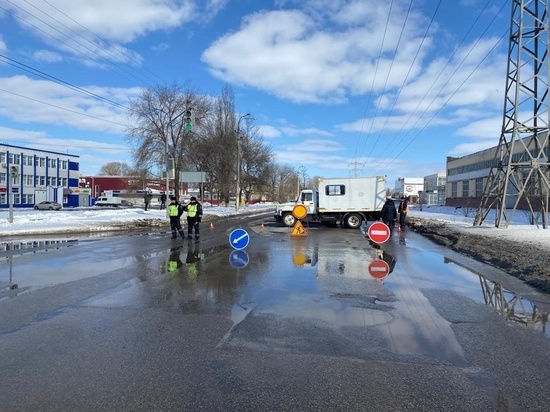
left=0, top=0, right=511, bottom=187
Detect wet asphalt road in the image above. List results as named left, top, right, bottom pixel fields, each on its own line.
left=1, top=213, right=550, bottom=411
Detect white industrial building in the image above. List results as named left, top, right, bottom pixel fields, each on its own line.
left=420, top=172, right=446, bottom=206
left=0, top=143, right=83, bottom=208
left=392, top=177, right=424, bottom=202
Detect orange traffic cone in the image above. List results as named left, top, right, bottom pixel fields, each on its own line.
left=261, top=223, right=265, bottom=229
left=397, top=226, right=402, bottom=232
left=210, top=222, right=214, bottom=230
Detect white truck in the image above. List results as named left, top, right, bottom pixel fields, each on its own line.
left=94, top=196, right=133, bottom=207
left=274, top=176, right=386, bottom=229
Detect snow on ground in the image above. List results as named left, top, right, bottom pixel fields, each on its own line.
left=0, top=204, right=276, bottom=236
left=1, top=203, right=549, bottom=251
left=409, top=204, right=550, bottom=251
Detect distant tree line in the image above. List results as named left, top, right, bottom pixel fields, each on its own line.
left=110, top=81, right=311, bottom=203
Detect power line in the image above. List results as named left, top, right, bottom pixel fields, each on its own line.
left=1, top=0, right=159, bottom=88
left=0, top=54, right=129, bottom=110
left=0, top=86, right=128, bottom=128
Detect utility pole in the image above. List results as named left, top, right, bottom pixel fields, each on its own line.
left=235, top=113, right=251, bottom=211
left=475, top=0, right=550, bottom=228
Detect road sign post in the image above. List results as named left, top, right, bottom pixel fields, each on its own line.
left=367, top=222, right=391, bottom=244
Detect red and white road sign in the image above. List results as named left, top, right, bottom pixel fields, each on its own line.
left=368, top=259, right=390, bottom=279
left=367, top=222, right=391, bottom=244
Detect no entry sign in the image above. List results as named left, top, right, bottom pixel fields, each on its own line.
left=368, top=259, right=390, bottom=279
left=367, top=222, right=391, bottom=244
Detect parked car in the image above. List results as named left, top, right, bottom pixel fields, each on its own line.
left=34, top=201, right=62, bottom=210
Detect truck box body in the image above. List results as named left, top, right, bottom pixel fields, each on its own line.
left=317, top=177, right=385, bottom=213
left=94, top=196, right=123, bottom=207
left=275, top=176, right=386, bottom=228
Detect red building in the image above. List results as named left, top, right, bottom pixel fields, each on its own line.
left=79, top=176, right=186, bottom=198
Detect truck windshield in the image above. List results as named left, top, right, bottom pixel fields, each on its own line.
left=301, top=192, right=313, bottom=202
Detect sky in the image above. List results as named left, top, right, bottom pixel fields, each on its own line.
left=0, top=0, right=513, bottom=188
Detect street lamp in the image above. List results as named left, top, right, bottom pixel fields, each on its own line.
left=235, top=113, right=251, bottom=211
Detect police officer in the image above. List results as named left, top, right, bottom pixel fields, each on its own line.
left=168, top=197, right=185, bottom=239
left=183, top=196, right=203, bottom=241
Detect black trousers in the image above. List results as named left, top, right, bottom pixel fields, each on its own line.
left=187, top=216, right=200, bottom=236
left=170, top=217, right=183, bottom=233
left=399, top=213, right=407, bottom=228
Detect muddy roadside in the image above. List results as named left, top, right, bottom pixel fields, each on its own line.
left=408, top=216, right=550, bottom=294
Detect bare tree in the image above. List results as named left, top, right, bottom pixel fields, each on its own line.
left=126, top=82, right=210, bottom=199
left=98, top=162, right=133, bottom=176
left=264, top=164, right=300, bottom=202
left=239, top=119, right=273, bottom=203
left=297, top=166, right=308, bottom=190
left=187, top=84, right=239, bottom=204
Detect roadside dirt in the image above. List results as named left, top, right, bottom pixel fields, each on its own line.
left=408, top=217, right=550, bottom=294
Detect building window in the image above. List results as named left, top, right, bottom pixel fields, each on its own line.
left=38, top=157, right=45, bottom=167
left=49, top=159, right=57, bottom=168
left=11, top=154, right=20, bottom=164
left=22, top=194, right=34, bottom=204
left=49, top=176, right=57, bottom=186
left=23, top=155, right=33, bottom=166
left=13, top=193, right=20, bottom=204
left=61, top=160, right=68, bottom=169
left=61, top=177, right=67, bottom=186
left=0, top=172, right=5, bottom=184
left=325, top=185, right=345, bottom=196
left=475, top=178, right=484, bottom=197
left=451, top=182, right=457, bottom=198
left=0, top=193, right=6, bottom=204
left=463, top=180, right=469, bottom=197
left=23, top=174, right=33, bottom=185
left=35, top=175, right=45, bottom=186
left=0, top=152, right=6, bottom=163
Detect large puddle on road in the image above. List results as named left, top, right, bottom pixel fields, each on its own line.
left=2, top=232, right=548, bottom=364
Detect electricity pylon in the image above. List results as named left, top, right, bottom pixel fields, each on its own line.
left=474, top=0, right=550, bottom=228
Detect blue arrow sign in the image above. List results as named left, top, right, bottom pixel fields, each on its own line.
left=229, top=250, right=249, bottom=268
left=229, top=228, right=249, bottom=250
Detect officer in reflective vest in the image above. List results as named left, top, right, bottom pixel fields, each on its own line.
left=168, top=198, right=185, bottom=239
left=183, top=196, right=203, bottom=241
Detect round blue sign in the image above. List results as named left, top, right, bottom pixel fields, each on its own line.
left=229, top=250, right=249, bottom=268
left=229, top=228, right=250, bottom=250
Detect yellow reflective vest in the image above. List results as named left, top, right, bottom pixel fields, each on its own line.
left=186, top=204, right=198, bottom=217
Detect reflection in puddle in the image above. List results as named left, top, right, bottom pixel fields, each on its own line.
left=441, top=257, right=549, bottom=337
left=478, top=272, right=548, bottom=335
left=0, top=238, right=79, bottom=254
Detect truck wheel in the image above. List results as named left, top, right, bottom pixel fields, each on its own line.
left=344, top=213, right=362, bottom=229
left=282, top=213, right=296, bottom=227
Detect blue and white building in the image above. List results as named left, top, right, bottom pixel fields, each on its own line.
left=0, top=144, right=82, bottom=208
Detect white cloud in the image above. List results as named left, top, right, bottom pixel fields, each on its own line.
left=281, top=138, right=344, bottom=152
left=258, top=125, right=281, bottom=138
left=32, top=49, right=63, bottom=63
left=202, top=1, right=429, bottom=103
left=0, top=35, right=6, bottom=54
left=0, top=0, right=227, bottom=66
left=280, top=126, right=332, bottom=137
left=0, top=126, right=129, bottom=155
left=455, top=116, right=501, bottom=139
left=0, top=75, right=140, bottom=134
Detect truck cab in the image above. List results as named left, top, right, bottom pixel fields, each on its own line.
left=299, top=189, right=317, bottom=215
